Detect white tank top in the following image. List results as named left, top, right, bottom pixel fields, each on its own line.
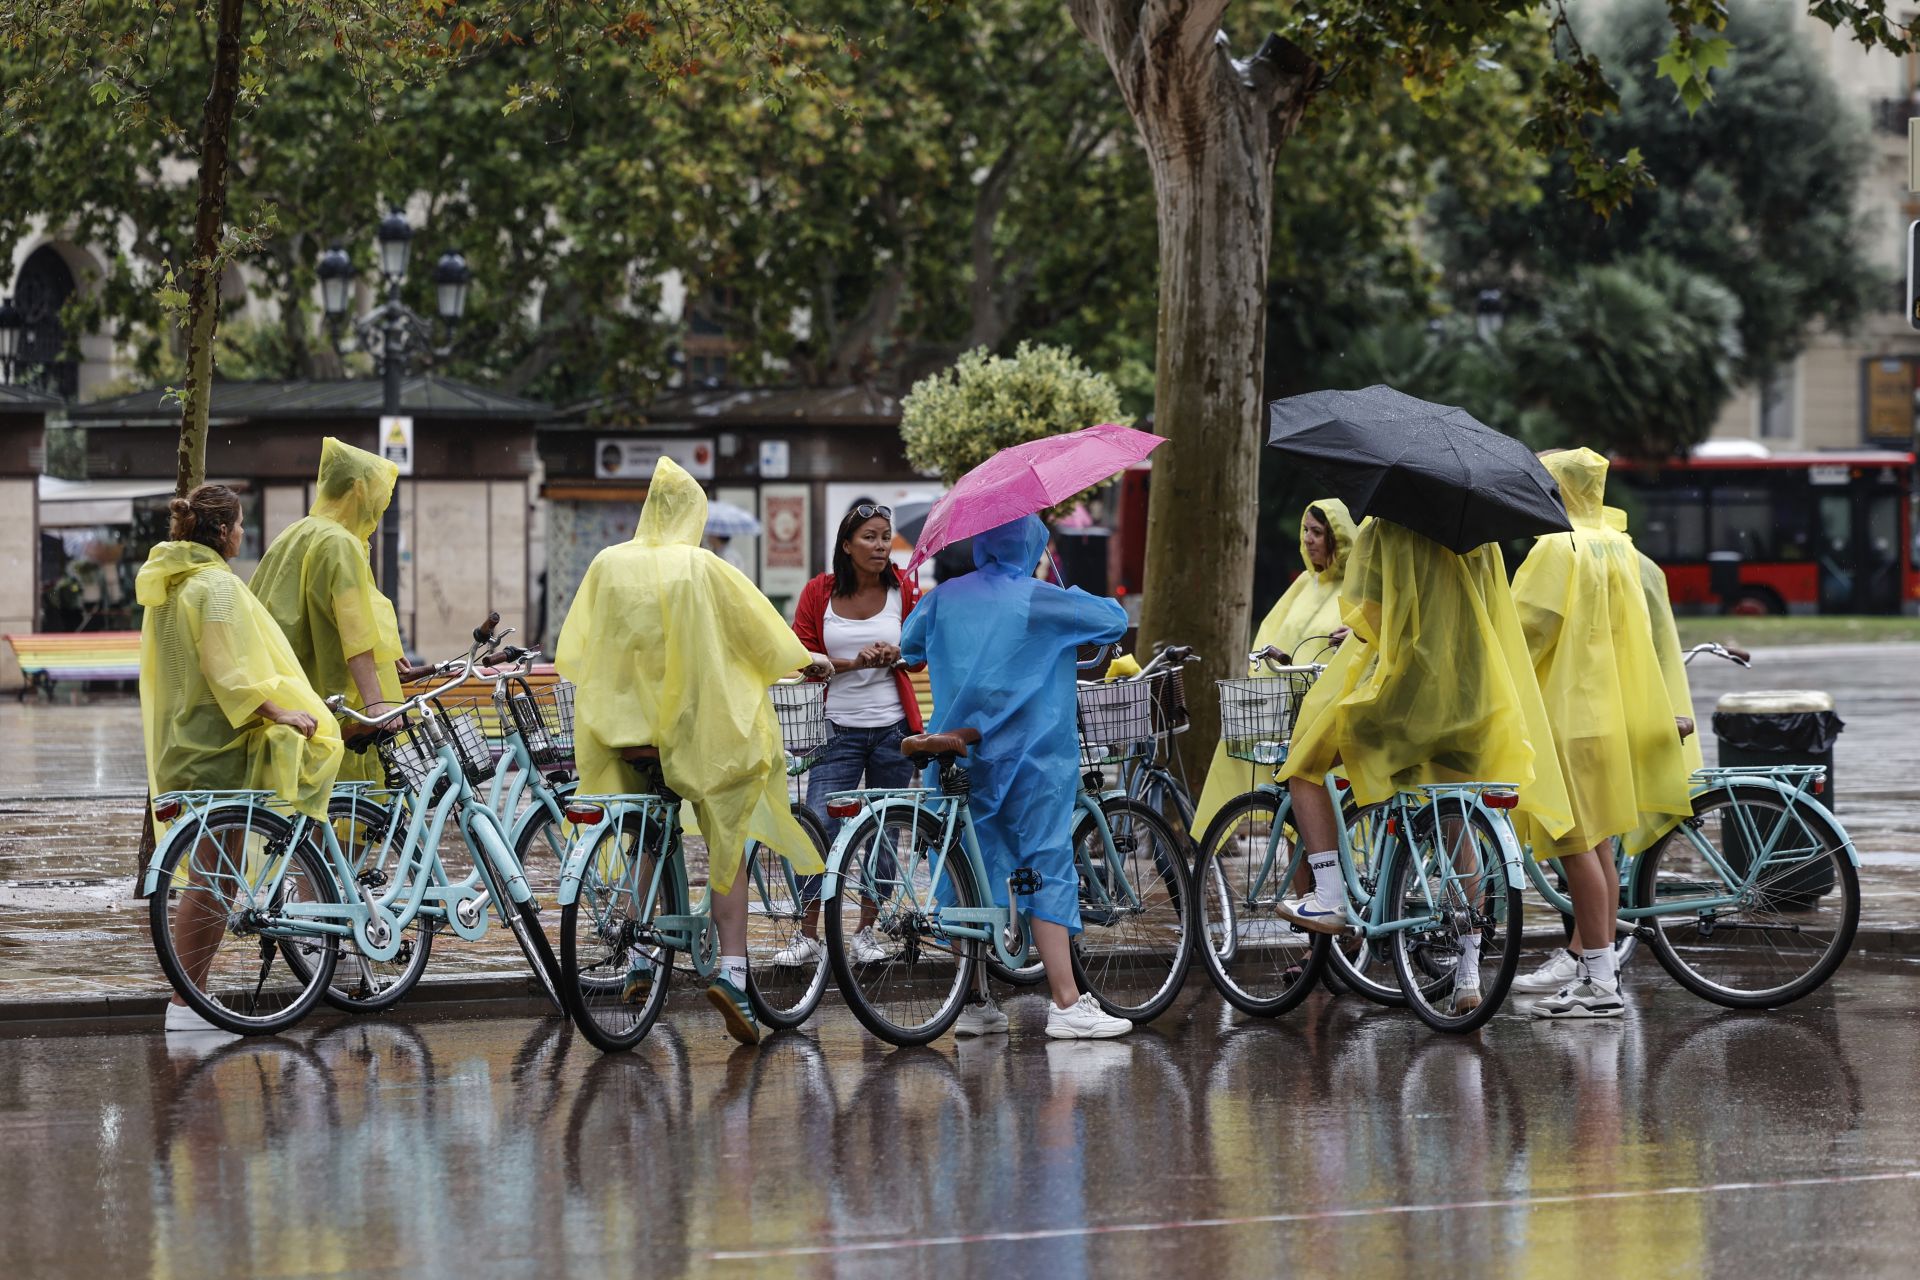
left=822, top=591, right=904, bottom=728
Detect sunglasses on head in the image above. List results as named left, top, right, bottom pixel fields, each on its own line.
left=852, top=504, right=892, bottom=521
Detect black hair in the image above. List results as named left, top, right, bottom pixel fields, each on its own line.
left=831, top=505, right=896, bottom=598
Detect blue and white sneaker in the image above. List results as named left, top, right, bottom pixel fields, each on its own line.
left=1277, top=895, right=1350, bottom=936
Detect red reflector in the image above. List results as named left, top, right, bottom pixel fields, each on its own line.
left=1813, top=779, right=1825, bottom=795
left=827, top=801, right=865, bottom=820
left=1333, top=778, right=1350, bottom=792
left=153, top=799, right=182, bottom=823
left=564, top=805, right=604, bottom=825
left=1386, top=818, right=1398, bottom=836
left=1484, top=791, right=1520, bottom=810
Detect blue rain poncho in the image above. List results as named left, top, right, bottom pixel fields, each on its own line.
left=899, top=516, right=1128, bottom=933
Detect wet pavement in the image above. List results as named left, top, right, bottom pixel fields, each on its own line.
left=3, top=965, right=1919, bottom=1278
left=1, top=642, right=1916, bottom=1004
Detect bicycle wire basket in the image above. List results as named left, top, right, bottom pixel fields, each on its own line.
left=1152, top=667, right=1191, bottom=738
left=499, top=675, right=576, bottom=766
left=1217, top=668, right=1319, bottom=765
left=376, top=700, right=498, bottom=792
left=1076, top=673, right=1163, bottom=767
left=770, top=680, right=830, bottom=770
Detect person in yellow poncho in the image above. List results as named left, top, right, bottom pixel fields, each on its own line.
left=1192, top=499, right=1356, bottom=839
left=1275, top=516, right=1573, bottom=1014
left=555, top=456, right=830, bottom=1045
left=139, top=485, right=344, bottom=1033
left=249, top=438, right=406, bottom=784
left=1509, top=450, right=1694, bottom=1019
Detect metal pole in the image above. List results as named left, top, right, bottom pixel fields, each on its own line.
left=380, top=302, right=403, bottom=607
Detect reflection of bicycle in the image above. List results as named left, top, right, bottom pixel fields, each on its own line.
left=1193, top=652, right=1531, bottom=1032
left=144, top=616, right=562, bottom=1034
left=552, top=680, right=832, bottom=1053
left=821, top=712, right=1193, bottom=1045
left=1515, top=642, right=1859, bottom=1008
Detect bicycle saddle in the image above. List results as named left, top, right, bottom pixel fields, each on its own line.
left=900, top=727, right=981, bottom=760
left=619, top=745, right=661, bottom=762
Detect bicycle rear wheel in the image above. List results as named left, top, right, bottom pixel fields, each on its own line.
left=1071, top=797, right=1193, bottom=1022
left=1388, top=804, right=1521, bottom=1033
left=825, top=804, right=977, bottom=1046
left=149, top=807, right=342, bottom=1035
left=1633, top=785, right=1858, bottom=1008
left=559, top=811, right=679, bottom=1052
left=1324, top=802, right=1407, bottom=1007
left=744, top=804, right=833, bottom=1029
left=1193, top=792, right=1325, bottom=1016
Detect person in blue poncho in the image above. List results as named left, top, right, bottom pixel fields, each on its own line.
left=900, top=514, right=1134, bottom=1041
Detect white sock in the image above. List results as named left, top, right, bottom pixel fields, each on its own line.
left=1457, top=934, right=1481, bottom=977
left=721, top=955, right=748, bottom=989
left=1307, top=851, right=1341, bottom=909
left=1582, top=946, right=1615, bottom=987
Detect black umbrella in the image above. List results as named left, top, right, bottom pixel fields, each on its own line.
left=895, top=503, right=974, bottom=581
left=1266, top=385, right=1571, bottom=552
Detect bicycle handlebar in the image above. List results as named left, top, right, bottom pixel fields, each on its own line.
left=1683, top=642, right=1752, bottom=668
left=1076, top=643, right=1118, bottom=673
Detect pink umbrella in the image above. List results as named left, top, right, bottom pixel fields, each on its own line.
left=905, top=423, right=1167, bottom=574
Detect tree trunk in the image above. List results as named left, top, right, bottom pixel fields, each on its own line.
left=140, top=0, right=245, bottom=893
left=1068, top=1, right=1315, bottom=779
left=174, top=0, right=246, bottom=499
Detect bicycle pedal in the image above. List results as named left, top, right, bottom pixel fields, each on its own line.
left=1009, top=868, right=1043, bottom=894
left=355, top=868, right=389, bottom=889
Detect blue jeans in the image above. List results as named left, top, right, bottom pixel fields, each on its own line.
left=801, top=718, right=915, bottom=905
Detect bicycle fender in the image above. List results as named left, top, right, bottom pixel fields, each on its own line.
left=554, top=812, right=615, bottom=908
left=819, top=807, right=875, bottom=900
left=1480, top=805, right=1530, bottom=890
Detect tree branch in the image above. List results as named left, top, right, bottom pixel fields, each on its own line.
left=1142, top=0, right=1232, bottom=64
left=966, top=142, right=1020, bottom=351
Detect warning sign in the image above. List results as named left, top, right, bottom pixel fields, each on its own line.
left=380, top=415, right=415, bottom=477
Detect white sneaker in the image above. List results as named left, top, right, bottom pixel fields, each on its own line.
left=1276, top=895, right=1349, bottom=936
left=849, top=927, right=889, bottom=964
left=1531, top=977, right=1626, bottom=1020
left=954, top=996, right=1009, bottom=1037
left=769, top=933, right=824, bottom=967
left=1512, top=947, right=1580, bottom=994
left=1046, top=993, right=1133, bottom=1040
left=164, top=1001, right=233, bottom=1035
left=1450, top=967, right=1482, bottom=1016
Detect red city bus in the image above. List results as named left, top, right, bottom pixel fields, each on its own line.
left=1609, top=449, right=1917, bottom=615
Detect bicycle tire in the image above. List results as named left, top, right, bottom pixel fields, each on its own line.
left=512, top=781, right=577, bottom=915
left=293, top=793, right=434, bottom=1014
left=826, top=804, right=978, bottom=1046
left=474, top=808, right=564, bottom=1013
left=149, top=806, right=342, bottom=1035
left=1324, top=802, right=1408, bottom=1007
left=1388, top=804, right=1522, bottom=1034
left=1070, top=796, right=1193, bottom=1022
left=1633, top=784, right=1859, bottom=1008
left=744, top=804, right=833, bottom=1030
left=559, top=810, right=679, bottom=1052
left=1192, top=791, right=1327, bottom=1017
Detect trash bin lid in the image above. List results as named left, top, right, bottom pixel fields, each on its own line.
left=1715, top=690, right=1834, bottom=714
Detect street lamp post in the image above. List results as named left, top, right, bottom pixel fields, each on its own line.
left=1474, top=288, right=1506, bottom=344
left=318, top=212, right=471, bottom=609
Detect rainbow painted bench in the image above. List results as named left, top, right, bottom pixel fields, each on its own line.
left=4, top=630, right=143, bottom=701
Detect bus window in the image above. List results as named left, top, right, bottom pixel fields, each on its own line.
left=1865, top=493, right=1901, bottom=613
left=1641, top=488, right=1705, bottom=561
left=1817, top=495, right=1854, bottom=612
left=1710, top=486, right=1776, bottom=559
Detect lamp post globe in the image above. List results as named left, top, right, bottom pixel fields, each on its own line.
left=431, top=251, right=471, bottom=323
left=0, top=295, right=23, bottom=375
left=316, top=246, right=356, bottom=319
left=1474, top=287, right=1506, bottom=343
left=376, top=208, right=414, bottom=282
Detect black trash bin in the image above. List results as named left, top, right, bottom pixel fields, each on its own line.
left=1712, top=691, right=1844, bottom=903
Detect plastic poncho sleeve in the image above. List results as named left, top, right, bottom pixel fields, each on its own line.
left=1278, top=520, right=1573, bottom=840
left=1510, top=451, right=1693, bottom=858
left=138, top=542, right=343, bottom=819
left=555, top=457, right=819, bottom=893
left=1194, top=499, right=1356, bottom=834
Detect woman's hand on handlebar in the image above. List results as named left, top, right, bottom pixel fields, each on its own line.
left=1676, top=716, right=1696, bottom=741
left=803, top=657, right=836, bottom=681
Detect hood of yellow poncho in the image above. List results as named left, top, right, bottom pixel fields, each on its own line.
left=635, top=456, right=708, bottom=547
left=135, top=540, right=229, bottom=607
left=1543, top=448, right=1608, bottom=531
left=1603, top=505, right=1629, bottom=533
left=1300, top=498, right=1357, bottom=585
left=311, top=437, right=399, bottom=542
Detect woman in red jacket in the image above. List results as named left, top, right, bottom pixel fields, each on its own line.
left=775, top=502, right=925, bottom=968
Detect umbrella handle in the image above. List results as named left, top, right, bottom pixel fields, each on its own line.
left=1045, top=545, right=1065, bottom=585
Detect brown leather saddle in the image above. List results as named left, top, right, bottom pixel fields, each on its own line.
left=899, top=726, right=981, bottom=762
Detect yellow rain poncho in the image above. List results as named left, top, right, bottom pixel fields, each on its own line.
left=249, top=438, right=405, bottom=783
left=1278, top=518, right=1573, bottom=841
left=1510, top=451, right=1693, bottom=858
left=1193, top=498, right=1357, bottom=834
left=138, top=541, right=343, bottom=818
left=1606, top=505, right=1704, bottom=852
left=554, top=456, right=823, bottom=893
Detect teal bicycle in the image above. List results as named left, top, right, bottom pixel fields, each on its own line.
left=820, top=697, right=1194, bottom=1046
left=144, top=616, right=562, bottom=1035
left=1193, top=655, right=1530, bottom=1032
left=552, top=679, right=834, bottom=1053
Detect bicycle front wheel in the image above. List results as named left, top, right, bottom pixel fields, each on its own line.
left=1193, top=792, right=1325, bottom=1016
left=826, top=804, right=977, bottom=1046
left=293, top=793, right=433, bottom=1014
left=149, top=806, right=342, bottom=1035
left=1071, top=797, right=1193, bottom=1022
left=1388, top=804, right=1522, bottom=1034
left=1633, top=785, right=1859, bottom=1008
left=743, top=804, right=833, bottom=1030
left=559, top=812, right=679, bottom=1053
left=1324, top=802, right=1407, bottom=1007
